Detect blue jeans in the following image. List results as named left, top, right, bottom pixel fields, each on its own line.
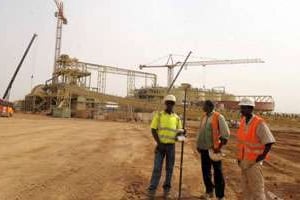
left=148, top=144, right=175, bottom=191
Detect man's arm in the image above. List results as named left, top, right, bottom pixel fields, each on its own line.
left=217, top=114, right=230, bottom=149
left=150, top=113, right=160, bottom=144
left=196, top=117, right=206, bottom=153
left=218, top=138, right=228, bottom=150
left=151, top=128, right=164, bottom=152
left=151, top=128, right=160, bottom=145
left=256, top=122, right=276, bottom=162
left=256, top=143, right=274, bottom=162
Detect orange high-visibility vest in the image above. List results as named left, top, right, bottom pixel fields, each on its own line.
left=201, top=111, right=221, bottom=149
left=237, top=115, right=269, bottom=161
left=211, top=112, right=221, bottom=149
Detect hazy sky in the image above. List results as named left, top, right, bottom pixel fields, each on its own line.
left=0, top=0, right=299, bottom=113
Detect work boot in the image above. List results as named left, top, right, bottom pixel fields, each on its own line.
left=147, top=189, right=156, bottom=200
left=199, top=192, right=214, bottom=200
left=163, top=189, right=170, bottom=199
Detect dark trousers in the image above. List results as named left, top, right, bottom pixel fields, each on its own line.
left=200, top=149, right=225, bottom=198
left=148, top=144, right=175, bottom=191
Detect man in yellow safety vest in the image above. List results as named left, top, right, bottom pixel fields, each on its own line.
left=147, top=94, right=183, bottom=198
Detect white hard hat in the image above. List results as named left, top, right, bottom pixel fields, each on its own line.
left=208, top=149, right=224, bottom=161
left=164, top=94, right=176, bottom=103
left=238, top=97, right=255, bottom=107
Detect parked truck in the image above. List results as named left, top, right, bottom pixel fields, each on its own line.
left=0, top=99, right=14, bottom=117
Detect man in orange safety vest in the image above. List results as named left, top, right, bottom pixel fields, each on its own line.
left=196, top=100, right=230, bottom=200
left=237, top=97, right=276, bottom=200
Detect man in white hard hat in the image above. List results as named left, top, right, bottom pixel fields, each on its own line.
left=196, top=100, right=230, bottom=200
left=236, top=97, right=276, bottom=200
left=147, top=94, right=184, bottom=198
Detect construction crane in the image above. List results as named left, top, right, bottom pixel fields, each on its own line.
left=53, top=0, right=68, bottom=82
left=139, top=55, right=264, bottom=87
left=2, top=34, right=38, bottom=100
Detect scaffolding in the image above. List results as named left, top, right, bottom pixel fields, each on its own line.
left=25, top=55, right=158, bottom=118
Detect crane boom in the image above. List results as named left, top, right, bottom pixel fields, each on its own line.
left=139, top=64, right=174, bottom=69
left=2, top=34, right=38, bottom=100
left=140, top=58, right=264, bottom=69
left=139, top=57, right=264, bottom=87
left=178, top=58, right=264, bottom=67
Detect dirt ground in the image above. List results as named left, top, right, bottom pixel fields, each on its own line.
left=0, top=114, right=299, bottom=200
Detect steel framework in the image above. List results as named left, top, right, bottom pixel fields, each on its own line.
left=78, top=62, right=157, bottom=96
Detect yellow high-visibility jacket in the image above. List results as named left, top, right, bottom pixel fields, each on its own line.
left=151, top=111, right=182, bottom=144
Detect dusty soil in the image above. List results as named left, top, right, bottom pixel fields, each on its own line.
left=0, top=114, right=299, bottom=200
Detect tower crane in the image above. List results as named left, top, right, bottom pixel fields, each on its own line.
left=53, top=0, right=68, bottom=82
left=139, top=56, right=264, bottom=87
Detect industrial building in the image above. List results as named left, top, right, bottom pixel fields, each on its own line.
left=17, top=0, right=273, bottom=120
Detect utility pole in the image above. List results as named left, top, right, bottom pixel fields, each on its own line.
left=178, top=83, right=190, bottom=200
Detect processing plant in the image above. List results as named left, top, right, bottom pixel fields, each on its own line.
left=21, top=0, right=274, bottom=120
left=23, top=54, right=275, bottom=120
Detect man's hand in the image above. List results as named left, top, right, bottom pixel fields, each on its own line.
left=177, top=129, right=187, bottom=136
left=220, top=138, right=228, bottom=145
left=213, top=147, right=221, bottom=153
left=176, top=129, right=187, bottom=142
left=255, top=143, right=273, bottom=163
left=155, top=143, right=164, bottom=153
left=151, top=129, right=161, bottom=146
left=214, top=138, right=227, bottom=153
left=256, top=154, right=266, bottom=163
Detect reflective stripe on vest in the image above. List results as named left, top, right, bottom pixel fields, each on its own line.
left=236, top=115, right=269, bottom=161
left=157, top=111, right=179, bottom=144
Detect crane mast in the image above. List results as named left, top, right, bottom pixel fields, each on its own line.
left=53, top=0, right=68, bottom=83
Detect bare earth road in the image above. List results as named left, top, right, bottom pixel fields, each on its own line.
left=0, top=114, right=299, bottom=200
